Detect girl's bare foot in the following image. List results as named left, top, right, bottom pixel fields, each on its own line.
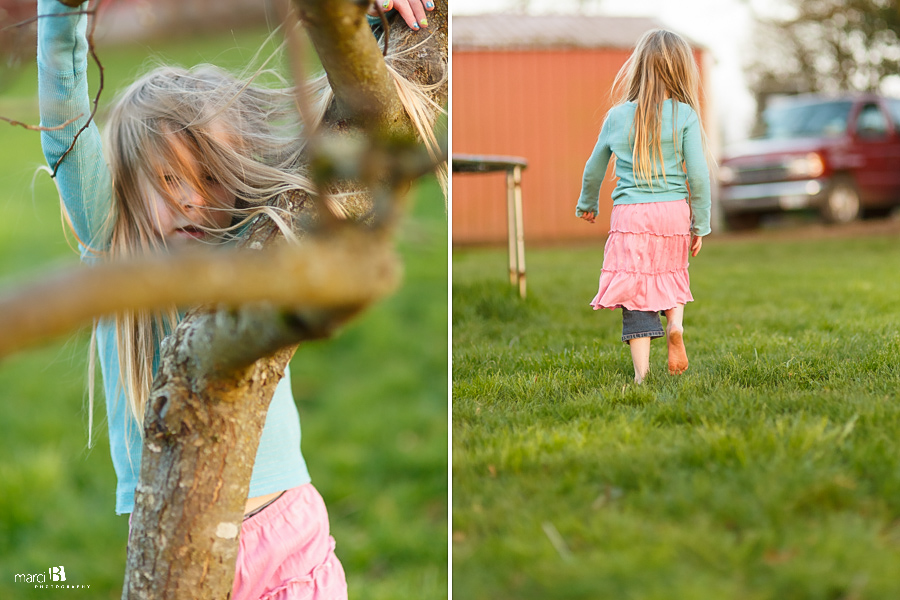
left=666, top=327, right=688, bottom=375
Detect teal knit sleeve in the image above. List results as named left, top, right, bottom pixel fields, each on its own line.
left=682, top=109, right=711, bottom=236
left=575, top=115, right=613, bottom=218
left=37, top=0, right=113, bottom=255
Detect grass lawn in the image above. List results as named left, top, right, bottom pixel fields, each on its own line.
left=0, top=26, right=446, bottom=600
left=453, top=229, right=900, bottom=599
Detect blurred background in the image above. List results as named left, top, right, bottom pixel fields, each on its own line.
left=0, top=1, right=447, bottom=598
left=452, top=0, right=900, bottom=241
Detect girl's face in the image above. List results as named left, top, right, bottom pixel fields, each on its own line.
left=146, top=133, right=236, bottom=249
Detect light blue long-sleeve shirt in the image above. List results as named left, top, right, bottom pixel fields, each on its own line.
left=37, top=0, right=310, bottom=514
left=576, top=100, right=712, bottom=236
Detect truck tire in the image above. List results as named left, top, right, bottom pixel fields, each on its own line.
left=822, top=176, right=860, bottom=224
left=724, top=212, right=761, bottom=231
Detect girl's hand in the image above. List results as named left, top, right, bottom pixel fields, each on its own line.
left=691, top=235, right=703, bottom=257
left=579, top=211, right=596, bottom=224
left=371, top=0, right=434, bottom=31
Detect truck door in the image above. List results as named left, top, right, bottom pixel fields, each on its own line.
left=851, top=102, right=900, bottom=205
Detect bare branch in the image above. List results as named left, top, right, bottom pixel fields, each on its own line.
left=293, top=0, right=412, bottom=136
left=372, top=1, right=392, bottom=57
left=52, top=1, right=103, bottom=177
left=0, top=232, right=399, bottom=358
left=0, top=113, right=82, bottom=131
left=295, top=0, right=446, bottom=233
left=1, top=9, right=93, bottom=31
left=1, top=3, right=106, bottom=172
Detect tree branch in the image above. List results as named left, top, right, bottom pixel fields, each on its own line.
left=0, top=113, right=83, bottom=131
left=293, top=0, right=411, bottom=135
left=1, top=2, right=106, bottom=174
left=0, top=231, right=398, bottom=359
left=52, top=0, right=104, bottom=177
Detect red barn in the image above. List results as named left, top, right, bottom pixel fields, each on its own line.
left=452, top=14, right=713, bottom=245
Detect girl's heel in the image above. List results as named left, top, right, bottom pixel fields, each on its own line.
left=666, top=329, right=688, bottom=375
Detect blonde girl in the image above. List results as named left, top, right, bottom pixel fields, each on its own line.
left=37, top=0, right=441, bottom=597
left=575, top=29, right=711, bottom=384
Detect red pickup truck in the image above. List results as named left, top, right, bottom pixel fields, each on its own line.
left=718, top=94, right=900, bottom=229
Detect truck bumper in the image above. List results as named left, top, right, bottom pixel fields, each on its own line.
left=720, top=179, right=829, bottom=213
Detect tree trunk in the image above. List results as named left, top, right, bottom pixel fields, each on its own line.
left=123, top=323, right=295, bottom=599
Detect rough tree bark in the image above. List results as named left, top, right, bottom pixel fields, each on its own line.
left=117, top=0, right=448, bottom=598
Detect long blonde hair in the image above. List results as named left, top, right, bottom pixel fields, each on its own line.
left=84, top=30, right=446, bottom=430
left=611, top=29, right=708, bottom=186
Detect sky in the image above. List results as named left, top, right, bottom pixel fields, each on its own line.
left=451, top=0, right=790, bottom=148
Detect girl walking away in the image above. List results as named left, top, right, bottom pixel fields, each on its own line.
left=575, top=29, right=711, bottom=384
left=37, top=0, right=439, bottom=597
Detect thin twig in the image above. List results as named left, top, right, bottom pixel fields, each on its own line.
left=0, top=114, right=83, bottom=131
left=372, top=1, right=391, bottom=57
left=51, top=1, right=104, bottom=178
left=1, top=8, right=92, bottom=135
left=1, top=10, right=94, bottom=31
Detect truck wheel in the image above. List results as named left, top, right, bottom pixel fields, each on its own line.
left=724, top=212, right=761, bottom=231
left=862, top=206, right=892, bottom=219
left=822, top=177, right=860, bottom=224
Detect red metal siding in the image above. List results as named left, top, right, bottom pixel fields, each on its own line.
left=452, top=48, right=707, bottom=245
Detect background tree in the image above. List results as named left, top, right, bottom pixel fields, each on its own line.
left=745, top=0, right=900, bottom=129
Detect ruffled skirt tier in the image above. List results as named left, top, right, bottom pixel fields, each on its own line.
left=590, top=200, right=693, bottom=312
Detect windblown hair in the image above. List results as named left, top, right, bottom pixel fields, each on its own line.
left=611, top=29, right=710, bottom=187
left=84, top=30, right=447, bottom=431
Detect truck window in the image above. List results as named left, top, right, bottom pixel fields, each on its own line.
left=856, top=103, right=889, bottom=138
left=886, top=99, right=900, bottom=133
left=761, top=100, right=853, bottom=139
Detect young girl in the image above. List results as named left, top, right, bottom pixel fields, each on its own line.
left=575, top=29, right=711, bottom=384
left=37, top=0, right=439, bottom=597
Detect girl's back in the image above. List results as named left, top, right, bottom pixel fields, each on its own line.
left=603, top=99, right=703, bottom=203
left=577, top=98, right=710, bottom=237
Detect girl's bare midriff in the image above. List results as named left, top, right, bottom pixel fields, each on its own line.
left=245, top=491, right=284, bottom=516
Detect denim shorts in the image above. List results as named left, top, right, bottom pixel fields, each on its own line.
left=621, top=308, right=665, bottom=343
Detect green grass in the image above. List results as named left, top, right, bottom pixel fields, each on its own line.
left=453, top=232, right=900, bottom=599
left=0, top=28, right=446, bottom=600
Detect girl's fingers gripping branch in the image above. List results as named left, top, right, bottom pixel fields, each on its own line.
left=389, top=0, right=433, bottom=31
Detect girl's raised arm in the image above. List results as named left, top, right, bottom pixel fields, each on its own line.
left=37, top=0, right=113, bottom=256
left=682, top=109, right=711, bottom=237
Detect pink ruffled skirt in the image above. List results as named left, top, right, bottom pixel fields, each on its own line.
left=590, top=200, right=693, bottom=312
